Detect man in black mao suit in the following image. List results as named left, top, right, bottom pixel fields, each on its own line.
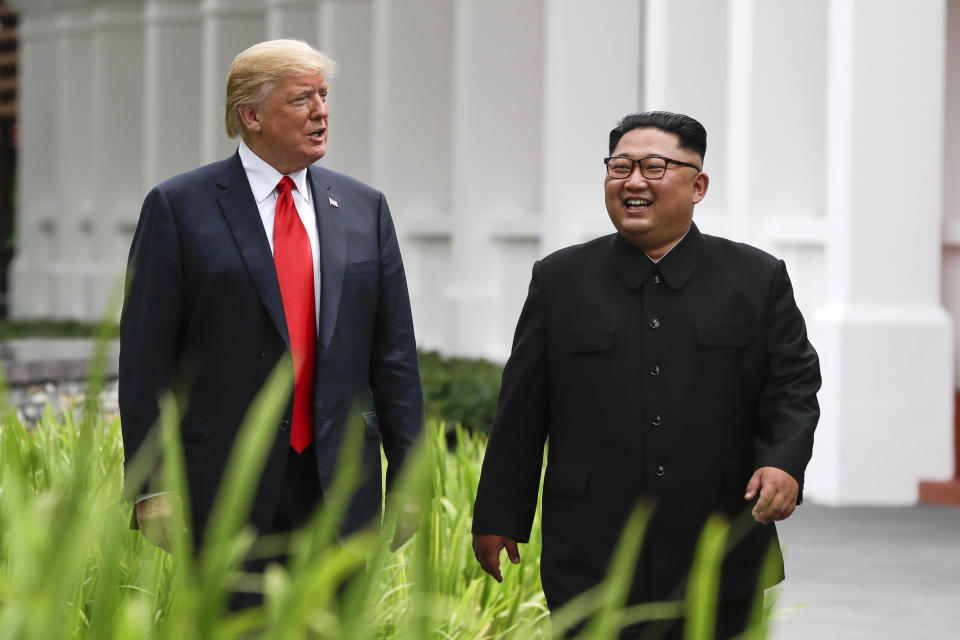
left=472, top=111, right=820, bottom=638
left=120, top=40, right=423, bottom=589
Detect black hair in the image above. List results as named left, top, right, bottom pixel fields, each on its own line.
left=608, top=111, right=707, bottom=160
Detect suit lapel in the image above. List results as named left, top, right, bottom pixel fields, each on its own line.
left=216, top=153, right=290, bottom=348
left=307, top=166, right=345, bottom=354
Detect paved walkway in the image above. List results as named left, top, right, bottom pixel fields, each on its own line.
left=769, top=503, right=960, bottom=639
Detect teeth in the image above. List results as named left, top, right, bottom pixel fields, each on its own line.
left=625, top=199, right=651, bottom=207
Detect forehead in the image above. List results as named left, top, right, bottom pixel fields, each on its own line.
left=273, top=71, right=328, bottom=94
left=612, top=127, right=686, bottom=158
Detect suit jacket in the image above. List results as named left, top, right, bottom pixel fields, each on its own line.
left=472, top=223, right=820, bottom=609
left=119, top=152, right=423, bottom=543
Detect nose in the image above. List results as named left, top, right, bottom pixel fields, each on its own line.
left=310, top=93, right=328, bottom=118
left=625, top=163, right=648, bottom=188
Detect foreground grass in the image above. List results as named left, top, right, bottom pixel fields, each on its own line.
left=0, top=370, right=771, bottom=639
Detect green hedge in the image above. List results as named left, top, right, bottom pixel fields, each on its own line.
left=418, top=350, right=503, bottom=435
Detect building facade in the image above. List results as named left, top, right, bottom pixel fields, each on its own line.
left=9, top=0, right=960, bottom=505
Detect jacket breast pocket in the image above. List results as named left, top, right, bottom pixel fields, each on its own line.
left=345, top=259, right=378, bottom=276
left=696, top=321, right=750, bottom=348
left=565, top=327, right=615, bottom=352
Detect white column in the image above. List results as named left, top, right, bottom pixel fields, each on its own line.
left=51, top=0, right=96, bottom=318
left=316, top=0, right=374, bottom=184
left=445, top=0, right=545, bottom=358
left=810, top=0, right=953, bottom=504
left=9, top=0, right=58, bottom=318
left=90, top=0, right=146, bottom=321
left=541, top=0, right=642, bottom=250
left=721, top=0, right=829, bottom=316
left=943, top=0, right=960, bottom=393
left=265, top=0, right=316, bottom=42
left=643, top=0, right=729, bottom=223
left=370, top=0, right=455, bottom=352
left=143, top=0, right=203, bottom=187
left=200, top=0, right=266, bottom=165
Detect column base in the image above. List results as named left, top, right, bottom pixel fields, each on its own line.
left=919, top=391, right=960, bottom=507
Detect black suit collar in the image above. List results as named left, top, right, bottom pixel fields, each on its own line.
left=611, top=222, right=703, bottom=290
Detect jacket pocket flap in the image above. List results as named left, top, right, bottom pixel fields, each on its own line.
left=345, top=259, right=378, bottom=275
left=361, top=410, right=379, bottom=439
left=565, top=327, right=615, bottom=352
left=697, top=321, right=750, bottom=348
left=544, top=465, right=590, bottom=497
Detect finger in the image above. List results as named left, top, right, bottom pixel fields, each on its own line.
left=744, top=470, right=763, bottom=500
left=483, top=549, right=503, bottom=583
left=504, top=539, right=521, bottom=565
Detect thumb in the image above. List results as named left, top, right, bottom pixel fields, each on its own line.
left=744, top=469, right=763, bottom=500
left=504, top=538, right=521, bottom=564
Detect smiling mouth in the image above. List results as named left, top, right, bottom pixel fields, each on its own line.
left=624, top=198, right=652, bottom=212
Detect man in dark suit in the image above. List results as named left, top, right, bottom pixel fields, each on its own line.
left=120, top=39, right=423, bottom=593
left=472, top=111, right=820, bottom=638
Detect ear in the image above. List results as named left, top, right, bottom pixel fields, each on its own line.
left=691, top=171, right=709, bottom=204
left=237, top=104, right=262, bottom=134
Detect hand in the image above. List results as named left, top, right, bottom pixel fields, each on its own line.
left=388, top=498, right=421, bottom=552
left=744, top=467, right=799, bottom=524
left=135, top=494, right=174, bottom=552
left=472, top=534, right=520, bottom=583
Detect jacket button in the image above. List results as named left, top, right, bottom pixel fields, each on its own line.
left=656, top=465, right=665, bottom=476
left=280, top=418, right=290, bottom=431
left=652, top=274, right=662, bottom=285
left=649, top=365, right=661, bottom=376
left=652, top=414, right=662, bottom=427
left=648, top=318, right=661, bottom=329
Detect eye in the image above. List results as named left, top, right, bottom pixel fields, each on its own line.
left=609, top=160, right=632, bottom=173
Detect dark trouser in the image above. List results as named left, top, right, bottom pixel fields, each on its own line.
left=228, top=442, right=323, bottom=611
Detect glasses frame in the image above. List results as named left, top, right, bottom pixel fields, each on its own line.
left=603, top=154, right=702, bottom=180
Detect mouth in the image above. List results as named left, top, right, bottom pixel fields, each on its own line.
left=624, top=198, right=652, bottom=212
left=308, top=129, right=326, bottom=141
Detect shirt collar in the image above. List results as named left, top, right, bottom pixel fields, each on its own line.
left=611, top=222, right=703, bottom=290
left=238, top=139, right=312, bottom=205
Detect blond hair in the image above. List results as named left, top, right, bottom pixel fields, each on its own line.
left=225, top=39, right=337, bottom=139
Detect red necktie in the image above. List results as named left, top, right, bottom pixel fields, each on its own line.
left=273, top=176, right=316, bottom=453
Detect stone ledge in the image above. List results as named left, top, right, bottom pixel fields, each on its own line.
left=0, top=338, right=120, bottom=385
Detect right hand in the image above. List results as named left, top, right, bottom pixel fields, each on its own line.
left=472, top=534, right=521, bottom=583
left=135, top=494, right=175, bottom=552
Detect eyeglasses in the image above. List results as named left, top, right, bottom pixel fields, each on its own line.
left=603, top=155, right=701, bottom=180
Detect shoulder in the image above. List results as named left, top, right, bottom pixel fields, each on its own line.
left=152, top=156, right=234, bottom=196
left=539, top=234, right=617, bottom=271
left=310, top=165, right=382, bottom=202
left=700, top=231, right=782, bottom=272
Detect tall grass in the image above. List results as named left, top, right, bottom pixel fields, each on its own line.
left=0, top=367, right=770, bottom=639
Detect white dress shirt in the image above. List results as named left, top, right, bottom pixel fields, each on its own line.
left=238, top=139, right=322, bottom=328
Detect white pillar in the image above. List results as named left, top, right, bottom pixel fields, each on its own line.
left=316, top=0, right=374, bottom=184
left=143, top=0, right=203, bottom=187
left=51, top=0, right=96, bottom=318
left=200, top=0, right=266, bottom=165
left=643, top=0, right=729, bottom=222
left=943, top=0, right=960, bottom=392
left=445, top=0, right=545, bottom=358
left=370, top=0, right=456, bottom=352
left=541, top=0, right=642, bottom=250
left=9, top=0, right=58, bottom=318
left=810, top=0, right=953, bottom=504
left=90, top=0, right=146, bottom=321
left=721, top=0, right=829, bottom=316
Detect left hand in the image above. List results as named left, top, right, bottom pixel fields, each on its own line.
left=744, top=467, right=799, bottom=524
left=386, top=495, right=421, bottom=551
